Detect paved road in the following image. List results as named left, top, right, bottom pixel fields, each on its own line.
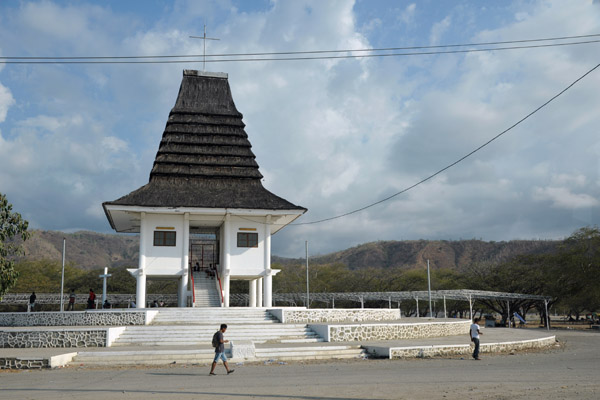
left=1, top=330, right=598, bottom=400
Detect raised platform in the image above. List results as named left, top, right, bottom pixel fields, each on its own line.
left=363, top=328, right=556, bottom=358
left=0, top=308, right=557, bottom=369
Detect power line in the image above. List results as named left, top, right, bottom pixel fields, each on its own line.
left=2, top=33, right=599, bottom=60
left=290, top=62, right=600, bottom=226
left=2, top=37, right=600, bottom=64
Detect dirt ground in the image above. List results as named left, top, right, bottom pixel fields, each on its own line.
left=1, top=330, right=598, bottom=400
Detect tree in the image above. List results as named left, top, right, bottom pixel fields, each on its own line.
left=552, top=226, right=600, bottom=318
left=0, top=193, right=31, bottom=298
left=10, top=259, right=84, bottom=293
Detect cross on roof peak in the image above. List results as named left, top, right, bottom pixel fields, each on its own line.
left=189, top=24, right=220, bottom=71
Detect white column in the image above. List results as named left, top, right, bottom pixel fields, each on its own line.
left=263, top=215, right=272, bottom=307
left=256, top=277, right=263, bottom=307
left=264, top=272, right=272, bottom=308
left=137, top=212, right=147, bottom=308
left=179, top=213, right=190, bottom=307
left=249, top=279, right=257, bottom=308
left=223, top=214, right=231, bottom=307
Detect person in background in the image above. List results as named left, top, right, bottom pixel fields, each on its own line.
left=29, top=291, right=36, bottom=312
left=87, top=289, right=96, bottom=309
left=103, top=299, right=111, bottom=309
left=67, top=289, right=76, bottom=311
left=470, top=318, right=483, bottom=360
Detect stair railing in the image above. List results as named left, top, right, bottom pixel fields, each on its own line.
left=189, top=263, right=195, bottom=306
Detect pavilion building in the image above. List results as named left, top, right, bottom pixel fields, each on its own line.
left=103, top=70, right=306, bottom=308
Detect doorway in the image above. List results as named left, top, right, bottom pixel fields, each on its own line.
left=190, top=228, right=219, bottom=272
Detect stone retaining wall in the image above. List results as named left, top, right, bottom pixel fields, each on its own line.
left=0, top=310, right=149, bottom=327
left=1, top=357, right=49, bottom=369
left=1, top=329, right=107, bottom=348
left=389, top=344, right=470, bottom=358
left=270, top=308, right=401, bottom=323
left=314, top=320, right=470, bottom=342
left=480, top=336, right=557, bottom=354
left=388, top=336, right=556, bottom=359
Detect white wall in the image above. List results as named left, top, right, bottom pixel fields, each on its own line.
left=228, top=217, right=266, bottom=277
left=139, top=213, right=269, bottom=278
left=142, top=214, right=185, bottom=276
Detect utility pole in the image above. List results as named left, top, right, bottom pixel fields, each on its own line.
left=427, top=259, right=433, bottom=317
left=60, top=238, right=66, bottom=312
left=305, top=241, right=309, bottom=308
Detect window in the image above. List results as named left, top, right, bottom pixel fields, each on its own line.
left=154, top=231, right=176, bottom=246
left=237, top=232, right=258, bottom=248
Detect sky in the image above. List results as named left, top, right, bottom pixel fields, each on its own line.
left=1, top=0, right=599, bottom=258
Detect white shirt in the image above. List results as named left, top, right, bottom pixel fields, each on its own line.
left=470, top=323, right=481, bottom=339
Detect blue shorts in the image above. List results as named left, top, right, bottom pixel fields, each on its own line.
left=213, top=352, right=227, bottom=363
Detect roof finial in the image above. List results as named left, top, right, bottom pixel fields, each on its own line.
left=189, top=24, right=220, bottom=72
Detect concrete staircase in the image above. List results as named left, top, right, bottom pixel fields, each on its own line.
left=192, top=272, right=222, bottom=307
left=70, top=308, right=368, bottom=366
left=150, top=308, right=277, bottom=325
left=111, top=308, right=322, bottom=346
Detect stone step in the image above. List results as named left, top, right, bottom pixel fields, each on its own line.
left=153, top=309, right=271, bottom=314
left=115, top=334, right=320, bottom=341
left=112, top=320, right=322, bottom=346
left=115, top=335, right=320, bottom=341
left=152, top=308, right=271, bottom=313
left=129, top=323, right=307, bottom=329
left=150, top=320, right=278, bottom=325
left=191, top=274, right=222, bottom=309
left=118, top=331, right=316, bottom=337
left=71, top=346, right=365, bottom=366
left=151, top=318, right=279, bottom=324
left=112, top=340, right=323, bottom=346
left=151, top=310, right=273, bottom=316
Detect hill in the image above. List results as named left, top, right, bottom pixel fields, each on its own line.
left=273, top=239, right=559, bottom=271
left=20, top=230, right=559, bottom=272
left=19, top=230, right=139, bottom=270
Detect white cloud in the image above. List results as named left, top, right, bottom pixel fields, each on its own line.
left=102, top=136, right=128, bottom=153
left=550, top=174, right=586, bottom=187
left=0, top=83, right=14, bottom=123
left=429, top=15, right=451, bottom=45
left=399, top=3, right=416, bottom=25
left=533, top=186, right=599, bottom=209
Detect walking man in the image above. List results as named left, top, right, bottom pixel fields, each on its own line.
left=209, top=324, right=234, bottom=376
left=470, top=318, right=482, bottom=360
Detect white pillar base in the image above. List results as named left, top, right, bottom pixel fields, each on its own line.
left=256, top=277, right=263, bottom=307
left=249, top=279, right=257, bottom=308
left=223, top=274, right=230, bottom=308
left=136, top=272, right=146, bottom=309
left=264, top=274, right=272, bottom=308
left=178, top=274, right=188, bottom=307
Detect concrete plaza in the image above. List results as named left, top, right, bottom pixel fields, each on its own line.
left=1, top=330, right=598, bottom=400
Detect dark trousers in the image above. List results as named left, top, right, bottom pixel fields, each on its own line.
left=472, top=338, right=480, bottom=359
left=67, top=302, right=74, bottom=311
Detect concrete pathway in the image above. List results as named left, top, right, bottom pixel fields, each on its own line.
left=1, top=330, right=598, bottom=400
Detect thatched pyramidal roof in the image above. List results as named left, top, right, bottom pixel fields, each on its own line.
left=104, top=70, right=305, bottom=212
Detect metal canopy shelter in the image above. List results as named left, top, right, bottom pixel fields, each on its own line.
left=1, top=290, right=551, bottom=329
